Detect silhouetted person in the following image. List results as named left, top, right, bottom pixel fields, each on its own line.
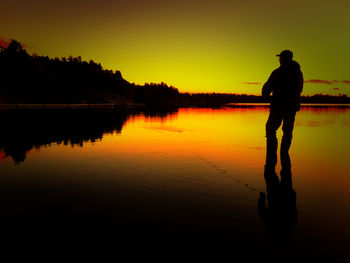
left=258, top=163, right=297, bottom=242
left=262, top=50, right=303, bottom=170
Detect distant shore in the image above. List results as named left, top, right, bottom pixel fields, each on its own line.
left=2, top=40, right=350, bottom=108
left=0, top=103, right=144, bottom=109
left=0, top=102, right=349, bottom=109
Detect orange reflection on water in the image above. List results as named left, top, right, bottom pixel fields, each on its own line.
left=23, top=105, right=348, bottom=186
left=96, top=107, right=270, bottom=175
left=2, top=106, right=349, bottom=196
left=1, top=106, right=350, bottom=255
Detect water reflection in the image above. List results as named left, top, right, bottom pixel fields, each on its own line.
left=0, top=106, right=349, bottom=258
left=0, top=108, right=178, bottom=164
left=258, top=153, right=297, bottom=242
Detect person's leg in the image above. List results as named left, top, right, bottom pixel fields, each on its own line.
left=265, top=111, right=282, bottom=169
left=280, top=112, right=296, bottom=168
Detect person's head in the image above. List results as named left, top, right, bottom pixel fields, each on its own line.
left=277, top=50, right=293, bottom=65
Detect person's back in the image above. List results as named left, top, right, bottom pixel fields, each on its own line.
left=262, top=58, right=303, bottom=112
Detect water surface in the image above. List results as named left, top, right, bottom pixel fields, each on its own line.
left=0, top=106, right=349, bottom=258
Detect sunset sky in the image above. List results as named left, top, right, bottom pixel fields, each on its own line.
left=1, top=0, right=349, bottom=95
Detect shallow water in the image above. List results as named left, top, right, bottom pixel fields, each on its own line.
left=0, top=106, right=349, bottom=258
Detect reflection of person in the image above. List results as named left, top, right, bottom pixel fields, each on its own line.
left=258, top=164, right=297, bottom=241
left=262, top=50, right=303, bottom=169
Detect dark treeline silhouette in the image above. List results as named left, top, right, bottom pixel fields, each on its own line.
left=180, top=93, right=267, bottom=106
left=300, top=93, right=350, bottom=104
left=0, top=108, right=178, bottom=164
left=1, top=40, right=349, bottom=106
left=132, top=82, right=181, bottom=106
left=179, top=92, right=350, bottom=106
left=0, top=40, right=179, bottom=104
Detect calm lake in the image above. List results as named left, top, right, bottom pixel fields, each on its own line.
left=0, top=105, right=349, bottom=259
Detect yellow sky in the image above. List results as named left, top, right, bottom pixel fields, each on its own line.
left=1, top=0, right=349, bottom=95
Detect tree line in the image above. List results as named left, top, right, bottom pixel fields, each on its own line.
left=0, top=39, right=179, bottom=104
left=1, top=39, right=348, bottom=105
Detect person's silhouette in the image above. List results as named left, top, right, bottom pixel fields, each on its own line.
left=262, top=50, right=303, bottom=170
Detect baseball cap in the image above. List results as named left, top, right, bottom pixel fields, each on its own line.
left=277, top=50, right=293, bottom=60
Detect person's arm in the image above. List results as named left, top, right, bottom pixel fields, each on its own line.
left=298, top=71, right=304, bottom=95
left=262, top=71, right=275, bottom=97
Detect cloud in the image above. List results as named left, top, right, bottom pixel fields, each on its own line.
left=304, top=79, right=350, bottom=85
left=0, top=38, right=10, bottom=48
left=242, top=82, right=262, bottom=85
left=242, top=79, right=350, bottom=85
left=304, top=79, right=333, bottom=84
left=243, top=79, right=350, bottom=87
left=0, top=37, right=33, bottom=49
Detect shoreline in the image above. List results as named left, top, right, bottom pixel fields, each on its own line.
left=0, top=103, right=145, bottom=109
left=0, top=102, right=349, bottom=109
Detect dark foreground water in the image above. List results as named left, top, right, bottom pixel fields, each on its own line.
left=0, top=106, right=349, bottom=259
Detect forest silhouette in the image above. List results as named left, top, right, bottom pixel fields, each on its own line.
left=1, top=40, right=349, bottom=106
left=0, top=40, right=179, bottom=105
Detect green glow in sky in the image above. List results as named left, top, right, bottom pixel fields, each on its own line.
left=1, top=0, right=349, bottom=95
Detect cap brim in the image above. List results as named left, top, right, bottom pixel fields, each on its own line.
left=276, top=54, right=280, bottom=57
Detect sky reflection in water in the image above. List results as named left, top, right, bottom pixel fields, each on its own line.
left=0, top=106, right=349, bottom=257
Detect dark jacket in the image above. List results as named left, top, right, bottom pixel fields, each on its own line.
left=262, top=60, right=303, bottom=112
